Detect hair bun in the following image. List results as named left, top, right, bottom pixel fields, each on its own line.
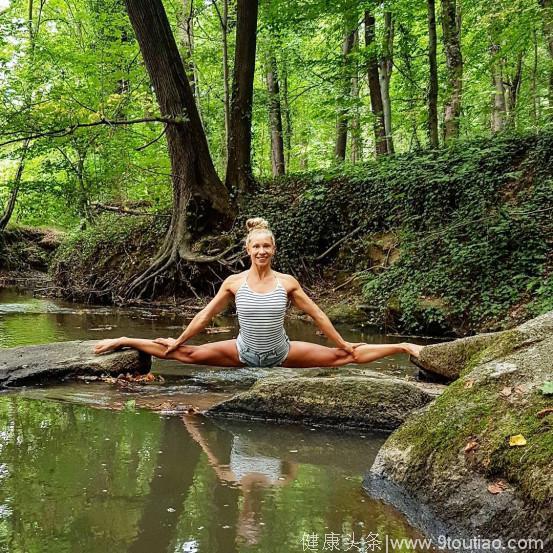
left=246, top=217, right=270, bottom=232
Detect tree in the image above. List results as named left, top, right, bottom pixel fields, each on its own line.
left=335, top=27, right=356, bottom=161
left=123, top=0, right=234, bottom=297
left=364, top=10, right=388, bottom=156
left=225, top=0, right=259, bottom=197
left=266, top=53, right=286, bottom=175
left=427, top=0, right=439, bottom=147
left=380, top=9, right=395, bottom=154
left=441, top=0, right=463, bottom=142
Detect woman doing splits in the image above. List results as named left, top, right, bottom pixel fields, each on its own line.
left=94, top=218, right=422, bottom=367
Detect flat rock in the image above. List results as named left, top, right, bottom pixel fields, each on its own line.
left=206, top=374, right=442, bottom=431
left=0, top=341, right=151, bottom=386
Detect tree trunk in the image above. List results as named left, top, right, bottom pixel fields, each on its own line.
left=364, top=11, right=387, bottom=157
left=441, top=0, right=463, bottom=142
left=266, top=54, right=285, bottom=176
left=505, top=53, right=523, bottom=128
left=213, top=0, right=230, bottom=161
left=490, top=44, right=506, bottom=133
left=281, top=56, right=292, bottom=170
left=335, top=28, right=356, bottom=161
left=225, top=0, right=259, bottom=197
left=123, top=0, right=233, bottom=298
left=350, top=30, right=362, bottom=163
left=0, top=141, right=29, bottom=231
left=379, top=10, right=395, bottom=154
left=540, top=0, right=553, bottom=111
left=427, top=0, right=439, bottom=148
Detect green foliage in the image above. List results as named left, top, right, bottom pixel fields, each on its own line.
left=539, top=381, right=553, bottom=395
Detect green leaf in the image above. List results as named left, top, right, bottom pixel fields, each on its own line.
left=539, top=382, right=553, bottom=396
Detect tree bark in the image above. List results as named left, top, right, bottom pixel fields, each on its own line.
left=266, top=54, right=285, bottom=176
left=335, top=28, right=356, bottom=161
left=213, top=0, right=230, bottom=161
left=364, top=11, right=387, bottom=156
left=379, top=10, right=395, bottom=154
left=490, top=43, right=506, bottom=133
left=441, top=0, right=463, bottom=142
left=505, top=53, right=523, bottom=128
left=427, top=0, right=439, bottom=148
left=123, top=0, right=233, bottom=297
left=350, top=30, right=362, bottom=163
left=225, top=0, right=259, bottom=197
left=281, top=56, right=292, bottom=170
left=540, top=0, right=553, bottom=111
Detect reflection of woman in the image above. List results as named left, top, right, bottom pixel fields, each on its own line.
left=95, top=218, right=422, bottom=366
left=182, top=416, right=297, bottom=546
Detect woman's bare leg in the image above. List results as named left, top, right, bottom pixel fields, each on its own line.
left=282, top=341, right=423, bottom=368
left=94, top=337, right=244, bottom=367
left=353, top=342, right=423, bottom=364
left=282, top=341, right=355, bottom=368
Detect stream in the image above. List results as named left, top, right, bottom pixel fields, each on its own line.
left=0, top=287, right=440, bottom=553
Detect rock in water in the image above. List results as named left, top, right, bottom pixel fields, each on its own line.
left=0, top=340, right=151, bottom=386
left=364, top=311, right=553, bottom=548
left=206, top=372, right=443, bottom=431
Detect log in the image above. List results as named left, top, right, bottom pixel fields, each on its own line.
left=0, top=340, right=151, bottom=387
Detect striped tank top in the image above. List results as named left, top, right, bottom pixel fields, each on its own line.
left=235, top=272, right=289, bottom=353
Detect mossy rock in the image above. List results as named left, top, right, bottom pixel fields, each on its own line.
left=365, top=311, right=553, bottom=546
left=206, top=374, right=441, bottom=431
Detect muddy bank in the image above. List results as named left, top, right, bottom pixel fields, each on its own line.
left=364, top=311, right=553, bottom=550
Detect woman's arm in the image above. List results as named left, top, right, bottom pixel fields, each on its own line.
left=159, top=277, right=234, bottom=355
left=288, top=277, right=354, bottom=353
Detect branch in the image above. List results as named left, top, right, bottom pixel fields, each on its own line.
left=315, top=226, right=363, bottom=261
left=90, top=202, right=171, bottom=217
left=0, top=116, right=179, bottom=148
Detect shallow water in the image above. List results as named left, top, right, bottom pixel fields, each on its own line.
left=0, top=288, right=439, bottom=553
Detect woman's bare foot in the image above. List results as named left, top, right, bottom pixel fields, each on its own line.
left=94, top=337, right=126, bottom=354
left=402, top=342, right=424, bottom=358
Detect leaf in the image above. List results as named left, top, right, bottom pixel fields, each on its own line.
left=464, top=379, right=475, bottom=389
left=539, top=381, right=553, bottom=395
left=464, top=438, right=479, bottom=453
left=514, top=385, right=527, bottom=395
left=500, top=386, right=512, bottom=397
left=487, top=479, right=509, bottom=494
left=537, top=408, right=553, bottom=419
left=509, top=434, right=527, bottom=447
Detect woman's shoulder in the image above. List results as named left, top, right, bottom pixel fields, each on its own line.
left=224, top=271, right=248, bottom=293
left=274, top=272, right=299, bottom=291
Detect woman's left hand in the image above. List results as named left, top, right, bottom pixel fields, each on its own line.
left=338, top=341, right=365, bottom=354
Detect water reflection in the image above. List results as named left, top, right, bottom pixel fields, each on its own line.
left=0, top=397, right=436, bottom=553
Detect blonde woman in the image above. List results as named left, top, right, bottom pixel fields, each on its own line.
left=94, top=218, right=422, bottom=367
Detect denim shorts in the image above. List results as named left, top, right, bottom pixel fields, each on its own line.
left=236, top=334, right=290, bottom=368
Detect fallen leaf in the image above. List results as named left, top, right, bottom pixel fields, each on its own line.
left=500, top=386, right=512, bottom=397
left=539, top=381, right=553, bottom=396
left=514, top=385, right=527, bottom=395
left=464, top=379, right=475, bottom=389
left=464, top=439, right=479, bottom=453
left=537, top=408, right=553, bottom=419
left=509, top=434, right=527, bottom=447
left=487, top=479, right=509, bottom=494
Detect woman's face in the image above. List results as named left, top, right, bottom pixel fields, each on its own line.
left=247, top=232, right=275, bottom=268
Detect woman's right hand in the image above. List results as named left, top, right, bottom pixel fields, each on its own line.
left=153, top=337, right=181, bottom=356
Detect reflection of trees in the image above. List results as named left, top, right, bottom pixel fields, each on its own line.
left=128, top=417, right=201, bottom=553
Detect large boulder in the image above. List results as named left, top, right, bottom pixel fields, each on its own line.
left=206, top=368, right=444, bottom=431
left=364, top=311, right=553, bottom=549
left=0, top=340, right=151, bottom=386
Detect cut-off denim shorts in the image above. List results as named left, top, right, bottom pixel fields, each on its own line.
left=236, top=334, right=290, bottom=368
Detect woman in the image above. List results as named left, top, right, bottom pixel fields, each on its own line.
left=94, top=218, right=422, bottom=366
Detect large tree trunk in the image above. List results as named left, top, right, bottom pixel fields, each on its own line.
left=124, top=0, right=233, bottom=298
left=364, top=11, right=387, bottom=156
left=335, top=28, right=356, bottom=161
left=213, top=0, right=230, bottom=161
left=379, top=10, right=395, bottom=154
left=490, top=43, right=506, bottom=133
left=441, top=0, right=463, bottom=142
left=427, top=0, right=439, bottom=148
left=540, top=0, right=553, bottom=111
left=266, top=54, right=285, bottom=176
left=225, top=0, right=259, bottom=197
